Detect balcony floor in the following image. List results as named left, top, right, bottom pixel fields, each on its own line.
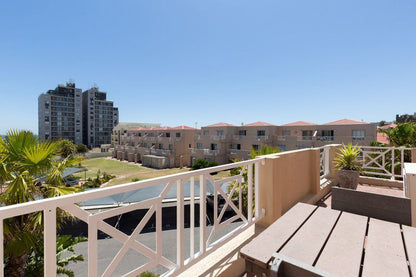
left=316, top=183, right=404, bottom=209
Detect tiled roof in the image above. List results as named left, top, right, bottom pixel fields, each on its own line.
left=377, top=132, right=390, bottom=144
left=281, top=121, right=316, bottom=126
left=131, top=126, right=195, bottom=131
left=205, top=122, right=236, bottom=127
left=172, top=125, right=196, bottom=130
left=323, top=118, right=367, bottom=125
left=379, top=123, right=397, bottom=129
left=244, top=121, right=275, bottom=126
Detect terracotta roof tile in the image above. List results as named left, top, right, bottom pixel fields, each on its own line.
left=244, top=121, right=275, bottom=126
left=323, top=118, right=368, bottom=125
left=281, top=121, right=316, bottom=126
left=206, top=122, right=236, bottom=127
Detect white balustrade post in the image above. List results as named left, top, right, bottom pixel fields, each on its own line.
left=392, top=148, right=395, bottom=180
left=88, top=216, right=98, bottom=277
left=190, top=177, right=195, bottom=259
left=44, top=208, right=56, bottom=277
left=176, top=179, right=184, bottom=267
left=0, top=219, right=3, bottom=277
left=199, top=174, right=207, bottom=254
left=247, top=165, right=253, bottom=222
left=255, top=162, right=260, bottom=217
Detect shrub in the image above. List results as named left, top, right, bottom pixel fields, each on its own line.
left=191, top=159, right=218, bottom=170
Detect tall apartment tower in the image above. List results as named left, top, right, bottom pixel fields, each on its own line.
left=38, top=82, right=83, bottom=144
left=82, top=87, right=118, bottom=147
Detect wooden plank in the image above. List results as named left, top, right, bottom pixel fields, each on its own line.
left=279, top=207, right=340, bottom=265
left=362, top=218, right=408, bottom=277
left=402, top=225, right=416, bottom=276
left=315, top=212, right=367, bottom=277
left=240, top=202, right=317, bottom=267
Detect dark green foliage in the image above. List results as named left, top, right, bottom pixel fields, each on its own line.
left=76, top=143, right=88, bottom=154
left=191, top=159, right=219, bottom=170
left=380, top=122, right=416, bottom=147
left=82, top=171, right=115, bottom=188
left=57, top=139, right=77, bottom=158
left=139, top=272, right=160, bottom=277
left=250, top=144, right=280, bottom=159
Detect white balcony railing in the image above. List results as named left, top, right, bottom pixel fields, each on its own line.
left=318, top=146, right=330, bottom=180
left=360, top=146, right=412, bottom=180
left=0, top=159, right=265, bottom=277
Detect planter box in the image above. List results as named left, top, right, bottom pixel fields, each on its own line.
left=331, top=186, right=411, bottom=225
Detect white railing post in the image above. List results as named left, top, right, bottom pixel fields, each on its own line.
left=88, top=216, right=98, bottom=277
left=392, top=148, right=395, bottom=180
left=44, top=208, right=56, bottom=277
left=0, top=219, right=3, bottom=277
left=176, top=179, right=184, bottom=267
left=199, top=174, right=207, bottom=254
left=324, top=147, right=330, bottom=176
left=255, top=162, right=260, bottom=217
left=190, top=177, right=195, bottom=260
left=247, top=165, right=253, bottom=223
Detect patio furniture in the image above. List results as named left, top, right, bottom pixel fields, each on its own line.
left=240, top=202, right=416, bottom=277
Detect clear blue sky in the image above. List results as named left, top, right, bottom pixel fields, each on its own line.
left=0, top=0, right=415, bottom=134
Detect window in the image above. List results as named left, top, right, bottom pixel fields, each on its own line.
left=278, top=144, right=287, bottom=151
left=320, top=130, right=334, bottom=141
left=169, top=144, right=173, bottom=150
left=176, top=132, right=181, bottom=138
left=197, top=143, right=203, bottom=149
left=239, top=130, right=247, bottom=136
left=166, top=132, right=170, bottom=137
left=203, top=130, right=209, bottom=136
left=302, top=130, right=313, bottom=140
left=252, top=145, right=259, bottom=151
left=257, top=130, right=265, bottom=136
left=352, top=130, right=365, bottom=140
left=158, top=144, right=163, bottom=149
left=283, top=130, right=290, bottom=136
left=211, top=144, right=218, bottom=150
left=233, top=144, right=241, bottom=150
left=217, top=130, right=224, bottom=136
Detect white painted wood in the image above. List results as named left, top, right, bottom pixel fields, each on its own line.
left=200, top=174, right=207, bottom=254
left=190, top=176, right=195, bottom=260
left=0, top=219, right=3, bottom=277
left=88, top=216, right=98, bottom=277
left=44, top=208, right=56, bottom=277
left=177, top=179, right=184, bottom=267
left=255, top=162, right=260, bottom=217
left=248, top=164, right=253, bottom=222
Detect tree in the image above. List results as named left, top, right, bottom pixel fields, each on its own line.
left=379, top=122, right=416, bottom=147
left=191, top=158, right=218, bottom=170
left=57, top=139, right=77, bottom=158
left=76, top=143, right=88, bottom=154
left=0, top=130, right=84, bottom=276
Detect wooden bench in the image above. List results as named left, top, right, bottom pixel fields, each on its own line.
left=240, top=202, right=414, bottom=277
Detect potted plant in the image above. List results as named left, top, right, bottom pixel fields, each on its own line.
left=334, top=143, right=362, bottom=189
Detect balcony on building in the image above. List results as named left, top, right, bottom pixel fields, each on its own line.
left=1, top=144, right=416, bottom=276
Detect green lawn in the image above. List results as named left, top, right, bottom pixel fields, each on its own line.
left=73, top=158, right=191, bottom=186
left=73, top=157, right=232, bottom=187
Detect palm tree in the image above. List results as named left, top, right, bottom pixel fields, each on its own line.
left=0, top=130, right=83, bottom=276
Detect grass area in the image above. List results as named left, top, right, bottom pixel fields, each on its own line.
left=73, top=157, right=232, bottom=187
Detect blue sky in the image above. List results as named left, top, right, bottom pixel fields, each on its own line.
left=0, top=0, right=415, bottom=134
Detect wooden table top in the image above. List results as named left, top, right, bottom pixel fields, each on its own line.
left=240, top=202, right=416, bottom=277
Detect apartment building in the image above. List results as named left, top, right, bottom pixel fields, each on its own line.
left=111, top=122, right=161, bottom=146
left=82, top=87, right=118, bottom=147
left=114, top=126, right=197, bottom=168
left=191, top=122, right=238, bottom=164
left=38, top=82, right=83, bottom=144
left=189, top=121, right=279, bottom=163
left=277, top=119, right=377, bottom=151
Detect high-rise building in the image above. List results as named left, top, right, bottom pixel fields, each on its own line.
left=82, top=87, right=118, bottom=147
left=38, top=82, right=83, bottom=144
